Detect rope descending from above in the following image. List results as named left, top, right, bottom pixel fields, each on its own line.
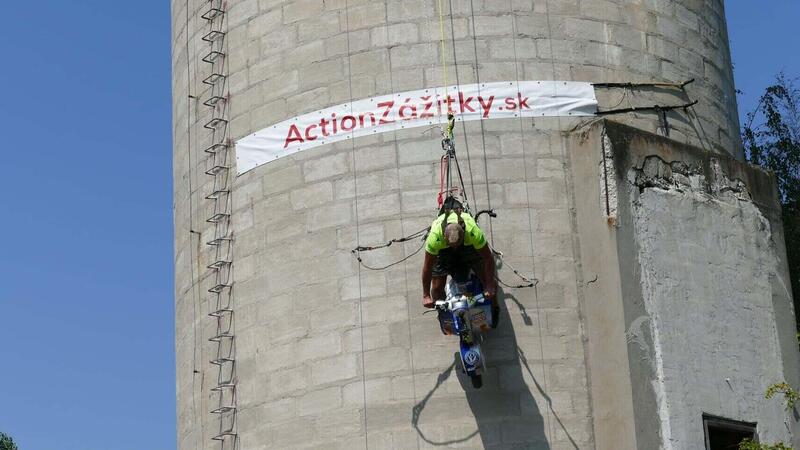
left=438, top=113, right=470, bottom=212
left=351, top=226, right=430, bottom=271
left=436, top=0, right=450, bottom=102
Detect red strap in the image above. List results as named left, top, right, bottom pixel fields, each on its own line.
left=437, top=155, right=447, bottom=208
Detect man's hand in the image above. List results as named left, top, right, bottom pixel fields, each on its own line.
left=483, top=286, right=496, bottom=300
left=423, top=294, right=435, bottom=309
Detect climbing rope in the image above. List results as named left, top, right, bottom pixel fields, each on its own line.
left=436, top=0, right=450, bottom=121
left=516, top=0, right=556, bottom=439
left=437, top=114, right=471, bottom=211
left=492, top=248, right=539, bottom=289
left=351, top=226, right=430, bottom=271
left=342, top=0, right=371, bottom=447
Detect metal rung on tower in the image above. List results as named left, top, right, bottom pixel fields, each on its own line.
left=207, top=260, right=231, bottom=270
left=205, top=164, right=228, bottom=176
left=210, top=356, right=235, bottom=365
left=202, top=73, right=225, bottom=85
left=206, top=212, right=230, bottom=223
left=208, top=282, right=232, bottom=293
left=205, top=188, right=230, bottom=200
left=212, top=431, right=236, bottom=441
left=208, top=307, right=233, bottom=317
left=203, top=95, right=226, bottom=108
left=207, top=236, right=233, bottom=246
left=204, top=142, right=229, bottom=154
left=202, top=30, right=225, bottom=42
left=211, top=383, right=235, bottom=392
left=211, top=406, right=236, bottom=414
left=202, top=51, right=225, bottom=64
left=201, top=7, right=225, bottom=21
left=204, top=117, right=228, bottom=130
left=209, top=331, right=234, bottom=342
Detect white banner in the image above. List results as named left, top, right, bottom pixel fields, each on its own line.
left=235, top=81, right=597, bottom=174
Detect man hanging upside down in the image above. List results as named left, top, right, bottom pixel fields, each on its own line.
left=421, top=207, right=498, bottom=318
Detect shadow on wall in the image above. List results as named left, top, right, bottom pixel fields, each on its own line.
left=410, top=289, right=580, bottom=449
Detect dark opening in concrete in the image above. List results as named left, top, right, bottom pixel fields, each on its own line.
left=703, top=414, right=757, bottom=450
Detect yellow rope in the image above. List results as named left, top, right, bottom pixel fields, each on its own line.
left=437, top=0, right=450, bottom=121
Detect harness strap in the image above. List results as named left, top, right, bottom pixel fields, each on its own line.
left=440, top=208, right=466, bottom=238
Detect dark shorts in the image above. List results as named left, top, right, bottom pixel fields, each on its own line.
left=432, top=245, right=484, bottom=282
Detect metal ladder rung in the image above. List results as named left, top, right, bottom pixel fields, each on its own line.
left=207, top=260, right=231, bottom=270
left=209, top=332, right=234, bottom=342
left=205, top=164, right=228, bottom=176
left=211, top=430, right=236, bottom=441
left=202, top=73, right=225, bottom=85
left=206, top=212, right=230, bottom=223
left=208, top=282, right=232, bottom=293
left=211, top=383, right=236, bottom=392
left=211, top=405, right=236, bottom=414
left=202, top=51, right=225, bottom=64
left=205, top=188, right=229, bottom=200
left=207, top=236, right=233, bottom=246
left=204, top=142, right=229, bottom=154
left=202, top=30, right=225, bottom=42
left=203, top=95, right=226, bottom=108
left=204, top=117, right=228, bottom=130
left=208, top=307, right=233, bottom=317
left=210, top=356, right=235, bottom=365
left=201, top=7, right=225, bottom=21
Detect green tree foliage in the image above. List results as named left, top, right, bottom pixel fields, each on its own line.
left=0, top=432, right=18, bottom=450
left=765, top=382, right=800, bottom=410
left=742, top=74, right=800, bottom=328
left=739, top=438, right=793, bottom=450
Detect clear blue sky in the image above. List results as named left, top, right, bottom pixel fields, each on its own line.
left=0, top=2, right=796, bottom=450
left=0, top=1, right=174, bottom=449
left=728, top=1, right=800, bottom=124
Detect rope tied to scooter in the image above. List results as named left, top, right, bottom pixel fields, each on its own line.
left=491, top=248, right=539, bottom=289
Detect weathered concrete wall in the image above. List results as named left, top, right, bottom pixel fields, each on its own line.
left=172, top=0, right=749, bottom=449
left=604, top=123, right=800, bottom=449
left=567, top=124, right=639, bottom=450
left=566, top=122, right=800, bottom=450
left=632, top=172, right=790, bottom=446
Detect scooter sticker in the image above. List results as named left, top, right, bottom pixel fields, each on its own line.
left=471, top=311, right=487, bottom=325
left=464, top=350, right=481, bottom=366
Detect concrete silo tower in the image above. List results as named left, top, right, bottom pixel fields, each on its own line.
left=171, top=0, right=800, bottom=448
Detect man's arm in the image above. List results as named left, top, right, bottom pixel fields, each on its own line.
left=478, top=244, right=496, bottom=298
left=421, top=251, right=436, bottom=307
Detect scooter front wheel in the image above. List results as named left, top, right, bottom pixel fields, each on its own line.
left=470, top=374, right=483, bottom=389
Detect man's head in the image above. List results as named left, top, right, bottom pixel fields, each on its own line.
left=444, top=222, right=464, bottom=248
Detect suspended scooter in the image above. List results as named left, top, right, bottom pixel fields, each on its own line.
left=428, top=208, right=497, bottom=389
left=432, top=274, right=492, bottom=388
